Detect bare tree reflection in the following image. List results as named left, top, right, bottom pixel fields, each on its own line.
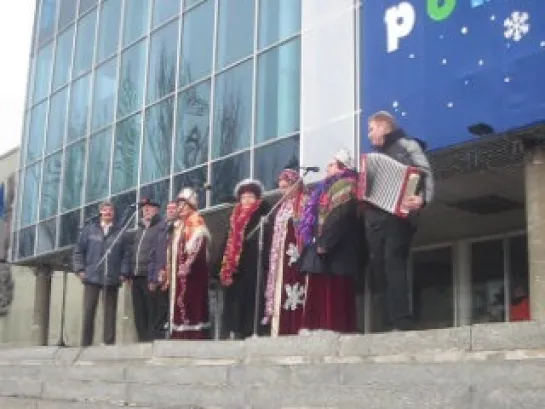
left=144, top=48, right=175, bottom=180
left=177, top=64, right=209, bottom=170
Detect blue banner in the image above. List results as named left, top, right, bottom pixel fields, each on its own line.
left=360, top=0, right=545, bottom=151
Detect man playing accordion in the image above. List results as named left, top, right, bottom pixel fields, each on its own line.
left=364, top=111, right=434, bottom=331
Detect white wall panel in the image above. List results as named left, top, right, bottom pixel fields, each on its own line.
left=300, top=0, right=357, bottom=183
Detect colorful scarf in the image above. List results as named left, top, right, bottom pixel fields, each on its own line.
left=219, top=200, right=262, bottom=286
left=298, top=169, right=358, bottom=245
left=263, top=193, right=305, bottom=323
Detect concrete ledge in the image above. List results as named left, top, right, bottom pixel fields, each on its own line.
left=470, top=321, right=545, bottom=351
left=0, top=347, right=59, bottom=364
left=77, top=343, right=153, bottom=363
left=153, top=339, right=245, bottom=360
left=340, top=326, right=471, bottom=357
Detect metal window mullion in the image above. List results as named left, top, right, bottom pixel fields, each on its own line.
left=206, top=0, right=220, bottom=208
left=135, top=0, right=154, bottom=206
left=108, top=0, right=128, bottom=199
left=169, top=4, right=184, bottom=199
left=80, top=6, right=100, bottom=223
left=55, top=0, right=80, bottom=247
left=249, top=0, right=259, bottom=178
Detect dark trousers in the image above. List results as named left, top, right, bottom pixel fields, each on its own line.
left=365, top=213, right=416, bottom=330
left=82, top=283, right=118, bottom=347
left=132, top=277, right=169, bottom=341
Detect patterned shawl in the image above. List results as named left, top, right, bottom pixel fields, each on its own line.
left=262, top=192, right=305, bottom=323
left=219, top=200, right=262, bottom=286
left=298, top=169, right=358, bottom=245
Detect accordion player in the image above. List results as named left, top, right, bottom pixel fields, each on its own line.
left=357, top=152, right=425, bottom=218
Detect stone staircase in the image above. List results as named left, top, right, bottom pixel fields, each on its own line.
left=2, top=322, right=545, bottom=408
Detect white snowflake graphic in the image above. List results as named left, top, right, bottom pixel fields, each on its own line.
left=504, top=11, right=530, bottom=42
left=286, top=243, right=299, bottom=266
left=283, top=283, right=305, bottom=311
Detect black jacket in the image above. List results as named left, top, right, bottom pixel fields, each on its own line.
left=73, top=222, right=131, bottom=287
left=129, top=214, right=165, bottom=279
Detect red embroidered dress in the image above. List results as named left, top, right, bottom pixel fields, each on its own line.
left=167, top=212, right=210, bottom=339
left=263, top=194, right=306, bottom=336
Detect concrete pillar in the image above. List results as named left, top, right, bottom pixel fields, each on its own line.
left=525, top=145, right=545, bottom=321
left=32, top=265, right=52, bottom=345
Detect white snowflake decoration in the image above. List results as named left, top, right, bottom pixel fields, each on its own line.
left=286, top=242, right=299, bottom=266
left=283, top=283, right=305, bottom=311
left=504, top=11, right=530, bottom=42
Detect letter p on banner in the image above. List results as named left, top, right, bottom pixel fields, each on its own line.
left=384, top=2, right=416, bottom=53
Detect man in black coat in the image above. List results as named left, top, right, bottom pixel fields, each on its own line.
left=73, top=201, right=131, bottom=346
left=365, top=111, right=434, bottom=331
left=129, top=197, right=166, bottom=342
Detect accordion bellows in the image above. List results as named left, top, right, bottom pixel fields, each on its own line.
left=358, top=152, right=422, bottom=218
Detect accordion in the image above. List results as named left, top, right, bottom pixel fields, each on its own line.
left=357, top=152, right=423, bottom=218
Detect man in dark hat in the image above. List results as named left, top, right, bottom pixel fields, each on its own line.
left=129, top=197, right=166, bottom=342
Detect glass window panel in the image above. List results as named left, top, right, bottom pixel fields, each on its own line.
left=123, top=0, right=151, bottom=46
left=509, top=236, right=530, bottom=322
left=175, top=81, right=210, bottom=172
left=18, top=226, right=36, bottom=259
left=97, top=0, right=122, bottom=63
left=256, top=39, right=300, bottom=143
left=258, top=0, right=301, bottom=49
left=172, top=167, right=208, bottom=209
left=33, top=43, right=54, bottom=103
left=37, top=218, right=57, bottom=254
left=118, top=40, right=147, bottom=117
left=91, top=58, right=118, bottom=132
left=67, top=74, right=91, bottom=141
left=84, top=202, right=100, bottom=220
left=152, top=0, right=179, bottom=27
left=471, top=240, right=505, bottom=324
left=59, top=210, right=81, bottom=247
left=45, top=88, right=68, bottom=154
left=412, top=247, right=454, bottom=330
left=40, top=152, right=63, bottom=220
left=58, top=0, right=77, bottom=29
left=211, top=151, right=250, bottom=205
left=179, top=0, right=214, bottom=86
left=212, top=60, right=253, bottom=158
left=73, top=9, right=97, bottom=77
left=216, top=0, right=255, bottom=69
left=21, top=163, right=42, bottom=226
left=141, top=98, right=174, bottom=184
left=254, top=136, right=299, bottom=190
left=111, top=190, right=137, bottom=225
left=37, top=0, right=58, bottom=45
left=52, top=26, right=75, bottom=91
left=79, top=0, right=98, bottom=15
left=27, top=102, right=47, bottom=163
left=183, top=0, right=202, bottom=10
left=86, top=128, right=113, bottom=203
left=112, top=113, right=141, bottom=194
left=147, top=20, right=178, bottom=104
left=62, top=141, right=86, bottom=211
left=139, top=179, right=170, bottom=212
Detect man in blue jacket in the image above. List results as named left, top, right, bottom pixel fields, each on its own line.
left=73, top=201, right=131, bottom=346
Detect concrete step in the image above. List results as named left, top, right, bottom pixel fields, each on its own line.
left=1, top=322, right=545, bottom=408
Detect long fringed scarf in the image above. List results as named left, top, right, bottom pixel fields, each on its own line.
left=298, top=170, right=358, bottom=245
left=262, top=193, right=305, bottom=323
left=219, top=200, right=262, bottom=286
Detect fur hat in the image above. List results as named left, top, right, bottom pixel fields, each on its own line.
left=234, top=178, right=264, bottom=200
left=176, top=187, right=198, bottom=209
left=333, top=148, right=354, bottom=169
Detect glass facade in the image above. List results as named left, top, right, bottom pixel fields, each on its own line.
left=15, top=0, right=302, bottom=260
